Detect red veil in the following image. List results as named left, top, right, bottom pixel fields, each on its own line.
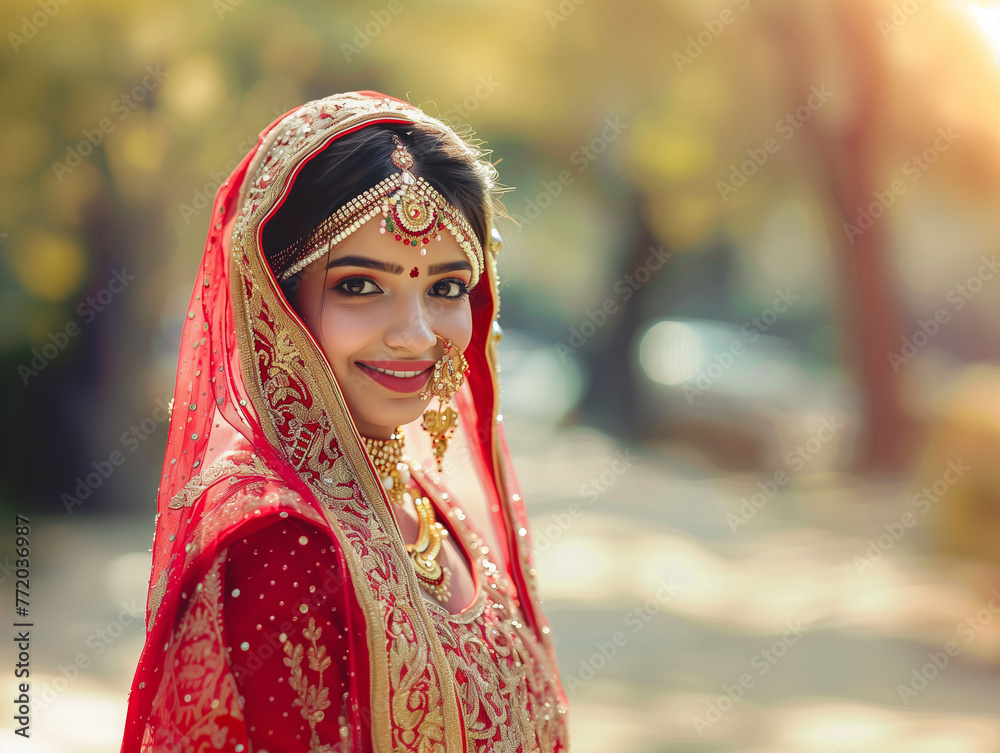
left=122, top=91, right=567, bottom=752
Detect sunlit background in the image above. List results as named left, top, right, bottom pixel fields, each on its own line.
left=5, top=0, right=1000, bottom=750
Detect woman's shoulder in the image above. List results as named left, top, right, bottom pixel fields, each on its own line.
left=178, top=446, right=332, bottom=551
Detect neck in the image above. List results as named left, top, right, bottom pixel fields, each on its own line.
left=358, top=423, right=396, bottom=441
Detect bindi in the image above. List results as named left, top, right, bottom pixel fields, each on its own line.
left=409, top=266, right=419, bottom=278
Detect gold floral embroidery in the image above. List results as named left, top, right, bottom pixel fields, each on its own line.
left=274, top=328, right=302, bottom=373
left=148, top=552, right=245, bottom=751
left=145, top=564, right=170, bottom=631
left=167, top=455, right=276, bottom=509
left=387, top=610, right=446, bottom=753
left=283, top=616, right=333, bottom=751
left=426, top=495, right=569, bottom=753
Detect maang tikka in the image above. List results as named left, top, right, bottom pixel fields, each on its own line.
left=420, top=337, right=468, bottom=473
left=276, top=133, right=484, bottom=285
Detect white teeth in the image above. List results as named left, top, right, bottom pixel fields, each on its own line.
left=369, top=366, right=423, bottom=378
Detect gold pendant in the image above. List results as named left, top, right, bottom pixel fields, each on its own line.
left=421, top=405, right=458, bottom=473
left=362, top=429, right=452, bottom=603
left=405, top=493, right=452, bottom=603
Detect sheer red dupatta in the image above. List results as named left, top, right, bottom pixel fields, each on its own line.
left=122, top=92, right=565, bottom=753
left=119, top=107, right=370, bottom=752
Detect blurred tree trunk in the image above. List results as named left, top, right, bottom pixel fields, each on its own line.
left=582, top=196, right=660, bottom=437
left=830, top=3, right=916, bottom=471
left=780, top=3, right=917, bottom=471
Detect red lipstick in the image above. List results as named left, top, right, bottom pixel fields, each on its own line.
left=356, top=360, right=435, bottom=394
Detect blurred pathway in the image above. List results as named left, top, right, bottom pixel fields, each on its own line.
left=518, top=421, right=1000, bottom=753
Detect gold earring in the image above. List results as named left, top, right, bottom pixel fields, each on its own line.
left=420, top=338, right=467, bottom=472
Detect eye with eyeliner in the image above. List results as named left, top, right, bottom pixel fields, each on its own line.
left=430, top=278, right=469, bottom=300
left=332, top=276, right=383, bottom=297
left=329, top=274, right=469, bottom=301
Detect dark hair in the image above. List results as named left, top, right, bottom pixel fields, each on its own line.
left=262, top=122, right=492, bottom=296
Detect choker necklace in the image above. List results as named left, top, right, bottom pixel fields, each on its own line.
left=362, top=428, right=452, bottom=603
left=363, top=427, right=410, bottom=506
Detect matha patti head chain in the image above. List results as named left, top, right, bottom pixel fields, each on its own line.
left=277, top=133, right=484, bottom=286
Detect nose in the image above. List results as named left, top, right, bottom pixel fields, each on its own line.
left=383, top=293, right=436, bottom=354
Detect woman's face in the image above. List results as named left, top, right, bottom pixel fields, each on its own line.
left=290, top=219, right=474, bottom=440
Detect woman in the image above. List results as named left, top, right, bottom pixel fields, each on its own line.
left=121, top=91, right=569, bottom=752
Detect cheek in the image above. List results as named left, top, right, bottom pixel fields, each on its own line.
left=314, top=304, right=385, bottom=360
left=436, top=303, right=473, bottom=352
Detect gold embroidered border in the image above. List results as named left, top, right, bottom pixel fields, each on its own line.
left=230, top=95, right=471, bottom=753
left=167, top=455, right=276, bottom=509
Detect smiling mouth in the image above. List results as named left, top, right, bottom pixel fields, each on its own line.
left=356, top=360, right=435, bottom=394
left=366, top=366, right=427, bottom=378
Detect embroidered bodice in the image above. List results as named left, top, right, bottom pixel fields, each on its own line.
left=145, top=475, right=568, bottom=753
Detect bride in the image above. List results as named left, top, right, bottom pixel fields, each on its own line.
left=121, top=91, right=569, bottom=752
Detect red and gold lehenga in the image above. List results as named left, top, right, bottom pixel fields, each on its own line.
left=121, top=92, right=569, bottom=752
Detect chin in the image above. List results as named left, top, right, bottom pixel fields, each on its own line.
left=357, top=399, right=427, bottom=434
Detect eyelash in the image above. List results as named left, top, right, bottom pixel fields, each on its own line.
left=332, top=277, right=469, bottom=300
left=334, top=278, right=381, bottom=297
left=430, top=279, right=469, bottom=300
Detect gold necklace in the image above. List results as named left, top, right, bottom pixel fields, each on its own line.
left=363, top=428, right=452, bottom=603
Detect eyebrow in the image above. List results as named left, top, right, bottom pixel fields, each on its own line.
left=325, top=256, right=473, bottom=276
left=427, top=260, right=473, bottom=275
left=325, top=256, right=404, bottom=274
